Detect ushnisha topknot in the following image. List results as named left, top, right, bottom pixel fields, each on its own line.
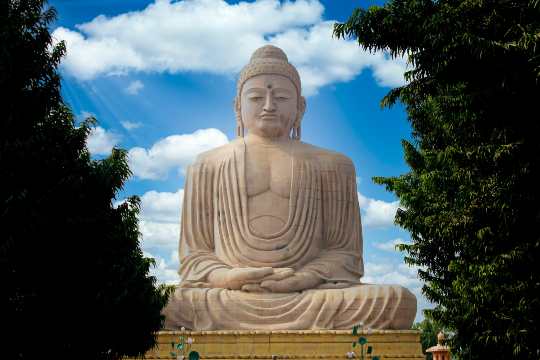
left=251, top=45, right=289, bottom=61
left=236, top=45, right=302, bottom=97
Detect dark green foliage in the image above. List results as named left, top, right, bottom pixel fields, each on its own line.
left=335, top=0, right=539, bottom=359
left=0, top=1, right=169, bottom=359
left=413, top=316, right=446, bottom=360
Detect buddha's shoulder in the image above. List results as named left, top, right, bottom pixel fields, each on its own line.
left=294, top=142, right=355, bottom=170
left=192, top=139, right=243, bottom=164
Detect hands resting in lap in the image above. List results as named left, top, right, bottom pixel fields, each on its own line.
left=207, top=267, right=323, bottom=293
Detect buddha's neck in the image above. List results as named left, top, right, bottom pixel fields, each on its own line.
left=244, top=133, right=293, bottom=147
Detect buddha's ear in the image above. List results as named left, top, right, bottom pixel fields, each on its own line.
left=234, top=96, right=241, bottom=113
left=298, top=96, right=306, bottom=122
left=291, top=96, right=306, bottom=140
left=234, top=96, right=242, bottom=122
left=234, top=96, right=244, bottom=138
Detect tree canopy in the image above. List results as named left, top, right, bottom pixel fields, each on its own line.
left=1, top=1, right=168, bottom=359
left=413, top=316, right=446, bottom=360
left=335, top=0, right=539, bottom=359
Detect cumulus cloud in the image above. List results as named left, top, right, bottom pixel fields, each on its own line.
left=125, top=80, right=144, bottom=95
left=52, top=0, right=407, bottom=95
left=132, top=189, right=183, bottom=283
left=270, top=21, right=406, bottom=94
left=374, top=237, right=409, bottom=252
left=138, top=189, right=183, bottom=251
left=120, top=120, right=143, bottom=130
left=77, top=110, right=96, bottom=123
left=144, top=250, right=180, bottom=284
left=140, top=189, right=184, bottom=223
left=363, top=261, right=420, bottom=288
left=371, top=55, right=408, bottom=88
left=136, top=189, right=184, bottom=284
left=363, top=260, right=432, bottom=321
left=128, top=128, right=229, bottom=180
left=140, top=221, right=180, bottom=249
left=363, top=262, right=393, bottom=277
left=358, top=193, right=400, bottom=228
left=366, top=269, right=419, bottom=288
left=86, top=126, right=121, bottom=155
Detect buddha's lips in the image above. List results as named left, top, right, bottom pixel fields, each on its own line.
left=260, top=115, right=278, bottom=120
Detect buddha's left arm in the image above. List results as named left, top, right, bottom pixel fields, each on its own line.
left=298, top=157, right=364, bottom=286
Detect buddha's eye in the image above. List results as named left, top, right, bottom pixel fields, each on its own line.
left=275, top=96, right=289, bottom=101
left=249, top=96, right=263, bottom=102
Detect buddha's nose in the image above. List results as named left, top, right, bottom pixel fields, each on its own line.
left=263, top=93, right=276, bottom=112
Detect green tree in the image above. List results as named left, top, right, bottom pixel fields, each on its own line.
left=413, top=315, right=445, bottom=360
left=0, top=1, right=169, bottom=359
left=335, top=1, right=539, bottom=359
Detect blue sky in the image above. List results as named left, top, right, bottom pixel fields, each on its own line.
left=50, top=0, right=430, bottom=321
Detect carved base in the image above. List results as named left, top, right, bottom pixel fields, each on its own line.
left=137, top=330, right=424, bottom=360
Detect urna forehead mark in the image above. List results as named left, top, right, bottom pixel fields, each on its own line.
left=242, top=76, right=294, bottom=93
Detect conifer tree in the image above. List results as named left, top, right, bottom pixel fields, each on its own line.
left=1, top=1, right=169, bottom=358
left=335, top=1, right=539, bottom=358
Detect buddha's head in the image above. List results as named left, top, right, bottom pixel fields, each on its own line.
left=235, top=45, right=306, bottom=140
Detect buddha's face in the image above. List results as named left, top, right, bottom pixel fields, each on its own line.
left=240, top=74, right=298, bottom=139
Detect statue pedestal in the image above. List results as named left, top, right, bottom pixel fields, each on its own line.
left=140, top=330, right=424, bottom=360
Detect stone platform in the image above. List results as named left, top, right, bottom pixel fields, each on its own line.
left=138, top=330, right=424, bottom=360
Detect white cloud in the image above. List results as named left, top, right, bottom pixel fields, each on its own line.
left=140, top=189, right=183, bottom=223
left=120, top=120, right=143, bottom=130
left=77, top=110, right=96, bottom=123
left=128, top=128, right=229, bottom=180
left=125, top=80, right=144, bottom=95
left=358, top=193, right=400, bottom=228
left=115, top=189, right=183, bottom=252
left=374, top=237, right=409, bottom=252
left=363, top=262, right=393, bottom=277
left=140, top=220, right=180, bottom=250
left=138, top=189, right=183, bottom=251
left=144, top=250, right=180, bottom=285
left=52, top=0, right=407, bottom=94
left=269, top=21, right=406, bottom=94
left=363, top=260, right=431, bottom=321
left=363, top=261, right=420, bottom=288
left=86, top=126, right=121, bottom=155
left=398, top=263, right=422, bottom=278
left=371, top=55, right=408, bottom=88
left=135, top=189, right=183, bottom=283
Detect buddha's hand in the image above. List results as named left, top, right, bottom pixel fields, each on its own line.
left=240, top=268, right=295, bottom=293
left=260, top=271, right=323, bottom=293
left=207, top=267, right=274, bottom=290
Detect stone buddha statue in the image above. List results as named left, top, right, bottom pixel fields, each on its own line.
left=163, top=45, right=416, bottom=330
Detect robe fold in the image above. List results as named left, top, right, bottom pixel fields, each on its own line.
left=163, top=139, right=416, bottom=330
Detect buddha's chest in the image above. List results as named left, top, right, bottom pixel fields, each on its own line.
left=245, top=147, right=292, bottom=198
left=245, top=146, right=293, bottom=235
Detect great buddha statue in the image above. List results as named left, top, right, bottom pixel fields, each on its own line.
left=163, top=45, right=416, bottom=330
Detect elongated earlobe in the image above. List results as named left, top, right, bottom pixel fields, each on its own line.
left=234, top=97, right=244, bottom=138
left=291, top=96, right=305, bottom=140
left=237, top=123, right=244, bottom=138
left=291, top=124, right=301, bottom=140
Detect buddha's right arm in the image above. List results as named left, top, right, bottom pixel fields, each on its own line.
left=178, top=160, right=231, bottom=286
left=179, top=252, right=231, bottom=286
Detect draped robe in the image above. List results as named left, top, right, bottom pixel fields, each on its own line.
left=163, top=139, right=416, bottom=330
